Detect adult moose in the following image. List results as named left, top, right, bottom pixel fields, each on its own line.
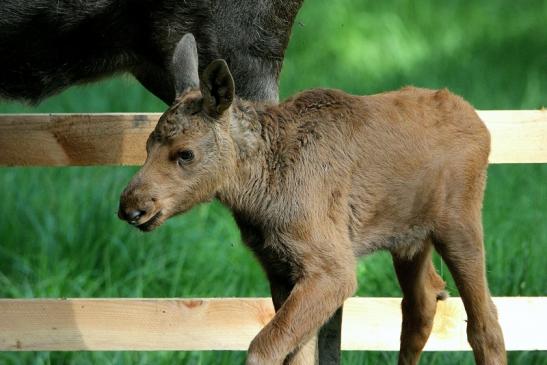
left=119, top=34, right=506, bottom=365
left=0, top=0, right=303, bottom=104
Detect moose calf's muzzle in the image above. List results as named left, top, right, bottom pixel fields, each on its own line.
left=118, top=184, right=158, bottom=229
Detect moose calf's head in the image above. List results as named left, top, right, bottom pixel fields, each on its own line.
left=119, top=34, right=236, bottom=231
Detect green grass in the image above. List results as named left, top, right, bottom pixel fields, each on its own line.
left=1, top=0, right=546, bottom=363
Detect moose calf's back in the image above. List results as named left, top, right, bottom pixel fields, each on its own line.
left=266, top=86, right=491, bottom=258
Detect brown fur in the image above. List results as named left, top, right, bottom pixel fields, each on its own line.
left=119, top=59, right=506, bottom=364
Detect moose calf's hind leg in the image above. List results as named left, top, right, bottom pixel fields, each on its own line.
left=392, top=242, right=446, bottom=365
left=434, top=220, right=506, bottom=365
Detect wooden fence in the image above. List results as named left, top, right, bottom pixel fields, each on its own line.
left=0, top=110, right=546, bottom=357
left=1, top=111, right=546, bottom=166
left=1, top=297, right=546, bottom=352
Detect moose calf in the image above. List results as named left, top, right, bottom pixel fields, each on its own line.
left=119, top=34, right=506, bottom=365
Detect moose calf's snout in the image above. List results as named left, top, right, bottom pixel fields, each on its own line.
left=118, top=200, right=149, bottom=225
left=123, top=209, right=146, bottom=223
left=118, top=186, right=152, bottom=225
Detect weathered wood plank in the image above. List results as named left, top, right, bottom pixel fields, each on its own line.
left=0, top=110, right=546, bottom=166
left=482, top=110, right=547, bottom=163
left=0, top=113, right=160, bottom=166
left=342, top=297, right=547, bottom=351
left=0, top=297, right=545, bottom=351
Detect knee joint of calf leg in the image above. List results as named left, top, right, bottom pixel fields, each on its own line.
left=248, top=338, right=285, bottom=365
left=322, top=270, right=356, bottom=301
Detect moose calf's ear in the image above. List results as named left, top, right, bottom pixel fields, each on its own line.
left=200, top=59, right=235, bottom=117
left=171, top=33, right=200, bottom=96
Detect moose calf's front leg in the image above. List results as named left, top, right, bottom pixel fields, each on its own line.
left=268, top=276, right=318, bottom=365
left=247, top=269, right=357, bottom=365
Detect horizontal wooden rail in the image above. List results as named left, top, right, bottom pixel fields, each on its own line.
left=0, top=297, right=545, bottom=352
left=0, top=110, right=546, bottom=166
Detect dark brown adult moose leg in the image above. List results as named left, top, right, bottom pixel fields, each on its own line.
left=392, top=240, right=446, bottom=365
left=318, top=306, right=343, bottom=365
left=434, top=210, right=506, bottom=364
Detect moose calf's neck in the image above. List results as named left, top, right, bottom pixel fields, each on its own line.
left=218, top=89, right=356, bottom=230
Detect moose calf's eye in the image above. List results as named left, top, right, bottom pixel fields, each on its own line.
left=177, top=150, right=194, bottom=165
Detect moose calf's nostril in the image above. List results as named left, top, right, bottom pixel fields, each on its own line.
left=126, top=209, right=146, bottom=223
